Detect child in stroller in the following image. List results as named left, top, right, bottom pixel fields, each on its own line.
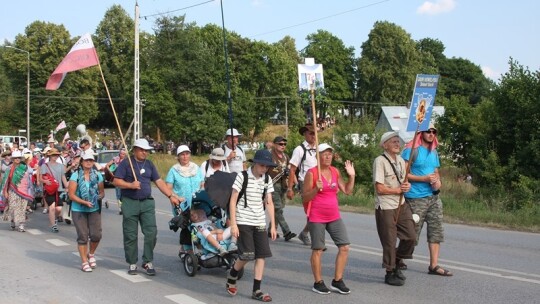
left=190, top=208, right=237, bottom=256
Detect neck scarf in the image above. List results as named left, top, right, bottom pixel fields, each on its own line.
left=78, top=168, right=100, bottom=205
left=174, top=162, right=198, bottom=177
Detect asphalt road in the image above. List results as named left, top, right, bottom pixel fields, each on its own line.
left=1, top=188, right=539, bottom=304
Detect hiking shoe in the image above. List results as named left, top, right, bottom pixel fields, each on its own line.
left=51, top=225, right=59, bottom=233
left=394, top=268, right=406, bottom=280
left=142, top=262, right=156, bottom=276
left=128, top=264, right=138, bottom=275
left=312, top=280, right=331, bottom=295
left=284, top=231, right=297, bottom=242
left=385, top=272, right=405, bottom=286
left=298, top=231, right=311, bottom=246
left=330, top=279, right=350, bottom=294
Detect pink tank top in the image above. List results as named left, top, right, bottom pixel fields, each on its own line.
left=308, top=166, right=340, bottom=223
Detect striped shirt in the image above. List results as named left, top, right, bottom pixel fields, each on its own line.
left=232, top=167, right=274, bottom=226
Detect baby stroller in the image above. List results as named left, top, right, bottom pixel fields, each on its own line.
left=174, top=190, right=244, bottom=278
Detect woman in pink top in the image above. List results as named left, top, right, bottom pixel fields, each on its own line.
left=303, top=143, right=356, bottom=295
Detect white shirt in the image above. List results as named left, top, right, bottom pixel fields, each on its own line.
left=289, top=141, right=317, bottom=182
left=200, top=160, right=230, bottom=178
left=222, top=144, right=246, bottom=174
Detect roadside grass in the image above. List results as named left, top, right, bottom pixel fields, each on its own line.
left=147, top=150, right=539, bottom=233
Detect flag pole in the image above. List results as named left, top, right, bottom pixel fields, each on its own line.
left=394, top=124, right=420, bottom=224
left=96, top=63, right=137, bottom=181
left=305, top=80, right=321, bottom=217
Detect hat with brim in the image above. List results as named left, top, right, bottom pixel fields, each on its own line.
left=1, top=150, right=11, bottom=157
left=133, top=138, right=154, bottom=150
left=209, top=147, right=226, bottom=161
left=176, top=145, right=190, bottom=155
left=299, top=123, right=316, bottom=135
left=249, top=149, right=277, bottom=167
left=379, top=131, right=400, bottom=147
left=273, top=136, right=287, bottom=144
left=427, top=122, right=437, bottom=131
left=318, top=143, right=334, bottom=153
left=11, top=150, right=23, bottom=158
left=47, top=148, right=61, bottom=156
left=81, top=151, right=95, bottom=161
left=224, top=128, right=242, bottom=138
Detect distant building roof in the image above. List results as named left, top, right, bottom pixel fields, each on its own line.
left=376, top=106, right=445, bottom=143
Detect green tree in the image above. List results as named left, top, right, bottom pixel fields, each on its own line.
left=439, top=57, right=492, bottom=105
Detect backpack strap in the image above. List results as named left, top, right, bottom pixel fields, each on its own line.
left=237, top=170, right=269, bottom=209
left=295, top=143, right=308, bottom=180
left=381, top=154, right=402, bottom=185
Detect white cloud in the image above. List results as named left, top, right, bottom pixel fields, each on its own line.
left=481, top=66, right=501, bottom=82
left=417, top=0, right=457, bottom=15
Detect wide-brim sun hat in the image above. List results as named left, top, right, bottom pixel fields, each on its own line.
left=133, top=138, right=154, bottom=150
left=209, top=147, right=226, bottom=161
left=11, top=150, right=23, bottom=158
left=379, top=131, right=400, bottom=147
left=47, top=148, right=61, bottom=156
left=249, top=149, right=277, bottom=167
left=176, top=145, right=190, bottom=155
left=224, top=128, right=242, bottom=138
left=318, top=143, right=334, bottom=152
left=299, top=123, right=316, bottom=135
left=1, top=150, right=11, bottom=157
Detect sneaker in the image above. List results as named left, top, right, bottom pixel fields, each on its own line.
left=385, top=271, right=405, bottom=286
left=330, top=279, right=350, bottom=294
left=228, top=242, right=238, bottom=252
left=218, top=246, right=228, bottom=257
left=42, top=208, right=48, bottom=214
left=298, top=231, right=311, bottom=246
left=284, top=231, right=297, bottom=242
left=18, top=224, right=25, bottom=232
left=312, top=280, right=331, bottom=294
left=128, top=264, right=138, bottom=275
left=51, top=225, right=59, bottom=233
left=142, top=262, right=156, bottom=276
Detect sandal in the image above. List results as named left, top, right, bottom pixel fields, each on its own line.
left=226, top=274, right=238, bottom=296
left=88, top=254, right=97, bottom=268
left=81, top=262, right=92, bottom=272
left=252, top=290, right=272, bottom=302
left=428, top=265, right=453, bottom=276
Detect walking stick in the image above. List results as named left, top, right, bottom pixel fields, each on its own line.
left=305, top=79, right=321, bottom=217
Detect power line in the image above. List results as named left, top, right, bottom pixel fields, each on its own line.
left=140, top=0, right=216, bottom=20
left=250, top=0, right=390, bottom=38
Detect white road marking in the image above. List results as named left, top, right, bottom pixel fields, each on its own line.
left=46, top=239, right=70, bottom=246
left=346, top=243, right=540, bottom=285
left=110, top=270, right=151, bottom=283
left=165, top=294, right=207, bottom=304
left=26, top=229, right=44, bottom=235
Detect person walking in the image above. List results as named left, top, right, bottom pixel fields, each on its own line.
left=222, top=128, right=246, bottom=173
left=402, top=123, right=453, bottom=277
left=165, top=145, right=204, bottom=257
left=287, top=123, right=318, bottom=245
left=226, top=149, right=276, bottom=302
left=200, top=147, right=230, bottom=180
left=373, top=132, right=416, bottom=286
left=302, top=144, right=355, bottom=295
left=38, top=148, right=68, bottom=233
left=1, top=150, right=34, bottom=232
left=113, top=139, right=179, bottom=276
left=67, top=151, right=105, bottom=272
left=268, top=136, right=296, bottom=241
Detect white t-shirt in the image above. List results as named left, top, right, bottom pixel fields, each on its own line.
left=222, top=144, right=246, bottom=174
left=289, top=141, right=317, bottom=182
left=200, top=160, right=230, bottom=178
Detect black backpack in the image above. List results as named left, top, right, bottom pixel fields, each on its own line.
left=205, top=170, right=269, bottom=210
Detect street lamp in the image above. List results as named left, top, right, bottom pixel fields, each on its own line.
left=6, top=46, right=30, bottom=145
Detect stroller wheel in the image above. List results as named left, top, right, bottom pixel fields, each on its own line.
left=183, top=253, right=198, bottom=277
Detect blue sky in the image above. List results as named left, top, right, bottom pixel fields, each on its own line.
left=1, top=0, right=538, bottom=82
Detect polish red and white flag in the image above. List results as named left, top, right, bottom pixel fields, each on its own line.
left=45, top=33, right=100, bottom=90
left=55, top=120, right=67, bottom=131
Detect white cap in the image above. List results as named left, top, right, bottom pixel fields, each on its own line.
left=318, top=143, right=334, bottom=152
left=33, top=148, right=42, bottom=153
left=81, top=150, right=95, bottom=160
left=176, top=145, right=190, bottom=155
left=11, top=150, right=23, bottom=158
left=224, top=128, right=242, bottom=137
left=22, top=148, right=32, bottom=155
left=133, top=138, right=153, bottom=150
left=379, top=131, right=399, bottom=147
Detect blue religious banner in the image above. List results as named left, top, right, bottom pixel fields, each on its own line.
left=406, top=74, right=440, bottom=132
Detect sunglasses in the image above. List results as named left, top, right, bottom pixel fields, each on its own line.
left=276, top=143, right=287, bottom=146
left=424, top=130, right=437, bottom=135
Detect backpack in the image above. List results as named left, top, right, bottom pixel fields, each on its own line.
left=205, top=170, right=269, bottom=211
left=294, top=143, right=308, bottom=181
left=42, top=164, right=59, bottom=195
